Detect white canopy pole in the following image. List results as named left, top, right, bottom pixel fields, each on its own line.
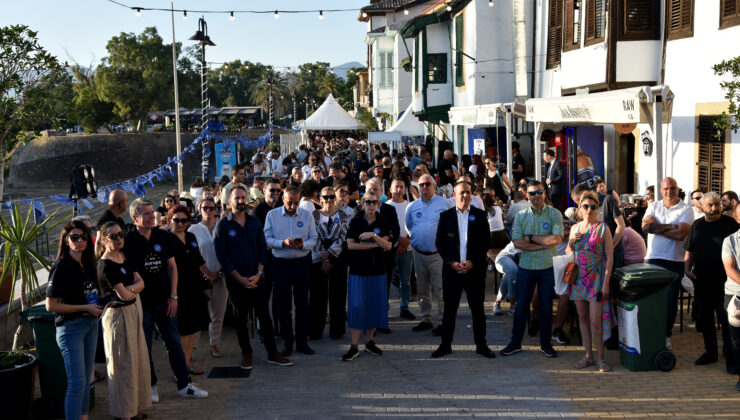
left=534, top=121, right=544, bottom=181
left=504, top=109, right=513, bottom=183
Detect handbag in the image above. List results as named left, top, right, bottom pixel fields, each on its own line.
left=563, top=262, right=578, bottom=285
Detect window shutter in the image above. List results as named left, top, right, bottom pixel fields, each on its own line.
left=563, top=0, right=575, bottom=50
left=696, top=116, right=726, bottom=193
left=455, top=14, right=464, bottom=87
left=586, top=0, right=596, bottom=39
left=721, top=0, right=740, bottom=29
left=723, top=0, right=737, bottom=17
left=379, top=52, right=387, bottom=88
left=625, top=0, right=652, bottom=32
left=668, top=0, right=693, bottom=39
left=585, top=0, right=605, bottom=43
left=414, top=36, right=419, bottom=93
left=546, top=0, right=563, bottom=69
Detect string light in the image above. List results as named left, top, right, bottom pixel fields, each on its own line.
left=319, top=10, right=324, bottom=19
left=274, top=10, right=279, bottom=19
left=135, top=7, right=141, bottom=16
left=489, top=0, right=494, bottom=6
left=362, top=11, right=368, bottom=18
left=404, top=8, right=409, bottom=15
left=107, top=1, right=365, bottom=19
left=183, top=10, right=188, bottom=19
left=229, top=11, right=235, bottom=20
left=446, top=3, right=452, bottom=12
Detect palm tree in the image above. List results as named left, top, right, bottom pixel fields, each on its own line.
left=249, top=67, right=288, bottom=125
left=318, top=73, right=341, bottom=98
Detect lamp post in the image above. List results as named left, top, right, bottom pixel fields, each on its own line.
left=189, top=17, right=216, bottom=182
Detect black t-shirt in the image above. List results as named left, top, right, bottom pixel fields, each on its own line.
left=96, top=209, right=125, bottom=231
left=346, top=214, right=390, bottom=276
left=170, top=231, right=209, bottom=300
left=47, top=252, right=100, bottom=326
left=512, top=154, right=526, bottom=182
left=97, top=258, right=136, bottom=307
left=123, top=228, right=174, bottom=307
left=438, top=159, right=455, bottom=186
left=684, top=215, right=739, bottom=282
left=485, top=172, right=507, bottom=202
left=598, top=193, right=624, bottom=250
left=251, top=201, right=281, bottom=227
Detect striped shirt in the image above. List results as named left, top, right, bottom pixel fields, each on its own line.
left=512, top=205, right=563, bottom=270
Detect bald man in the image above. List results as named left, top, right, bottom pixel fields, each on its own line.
left=96, top=189, right=128, bottom=230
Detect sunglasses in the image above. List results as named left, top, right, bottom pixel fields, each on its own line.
left=164, top=199, right=175, bottom=204
left=364, top=200, right=379, bottom=206
left=322, top=195, right=336, bottom=200
left=172, top=218, right=189, bottom=224
left=312, top=170, right=322, bottom=173
left=581, top=204, right=598, bottom=210
left=105, top=232, right=125, bottom=241
left=201, top=206, right=216, bottom=211
left=419, top=182, right=433, bottom=187
left=68, top=234, right=88, bottom=242
left=692, top=196, right=702, bottom=200
left=268, top=188, right=281, bottom=193
left=528, top=190, right=545, bottom=196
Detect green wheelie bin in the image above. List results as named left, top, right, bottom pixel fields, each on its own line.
left=614, top=263, right=677, bottom=372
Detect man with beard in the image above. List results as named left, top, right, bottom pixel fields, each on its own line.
left=722, top=191, right=739, bottom=217
left=251, top=178, right=283, bottom=333
left=684, top=192, right=739, bottom=368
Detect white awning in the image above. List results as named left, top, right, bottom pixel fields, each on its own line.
left=368, top=132, right=402, bottom=143
left=525, top=86, right=673, bottom=124
left=388, top=103, right=427, bottom=137
left=448, top=103, right=506, bottom=126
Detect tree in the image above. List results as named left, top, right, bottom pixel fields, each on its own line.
left=249, top=67, right=289, bottom=123
left=713, top=56, right=740, bottom=137
left=0, top=25, right=65, bottom=198
left=208, top=59, right=266, bottom=107
left=68, top=63, right=115, bottom=133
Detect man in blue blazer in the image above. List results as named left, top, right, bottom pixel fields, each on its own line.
left=544, top=149, right=566, bottom=211
left=431, top=177, right=495, bottom=358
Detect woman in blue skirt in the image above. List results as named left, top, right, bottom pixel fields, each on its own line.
left=343, top=191, right=392, bottom=361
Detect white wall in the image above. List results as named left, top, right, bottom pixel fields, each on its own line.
left=425, top=22, right=452, bottom=108
left=560, top=43, right=608, bottom=89
left=615, top=40, right=661, bottom=83
left=394, top=33, right=413, bottom=120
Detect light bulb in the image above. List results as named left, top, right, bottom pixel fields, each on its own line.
left=362, top=11, right=367, bottom=18
left=404, top=8, right=409, bottom=15
left=447, top=4, right=452, bottom=12
left=230, top=11, right=235, bottom=20
left=319, top=10, right=324, bottom=19
left=274, top=10, right=279, bottom=19
left=135, top=8, right=141, bottom=16
left=489, top=0, right=494, bottom=6
left=183, top=10, right=188, bottom=19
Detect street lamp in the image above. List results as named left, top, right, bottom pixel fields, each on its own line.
left=189, top=17, right=216, bottom=181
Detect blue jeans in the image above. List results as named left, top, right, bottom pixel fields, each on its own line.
left=56, top=316, right=98, bottom=419
left=394, top=251, right=413, bottom=310
left=495, top=255, right=518, bottom=300
left=142, top=303, right=190, bottom=390
left=644, top=259, right=683, bottom=337
left=511, top=267, right=554, bottom=347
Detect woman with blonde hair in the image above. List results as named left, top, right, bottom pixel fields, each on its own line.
left=567, top=190, right=615, bottom=372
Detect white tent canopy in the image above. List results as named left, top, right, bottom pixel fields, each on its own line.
left=388, top=103, right=427, bottom=137
left=301, top=94, right=362, bottom=130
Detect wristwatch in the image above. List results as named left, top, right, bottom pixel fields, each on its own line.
left=169, top=294, right=178, bottom=300
left=258, top=270, right=264, bottom=277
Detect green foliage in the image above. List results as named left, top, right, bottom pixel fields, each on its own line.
left=713, top=56, right=740, bottom=137
left=0, top=350, right=30, bottom=371
left=69, top=64, right=114, bottom=132
left=0, top=25, right=65, bottom=157
left=208, top=59, right=267, bottom=107
left=357, top=111, right=377, bottom=132
left=249, top=67, right=289, bottom=119
left=0, top=202, right=69, bottom=319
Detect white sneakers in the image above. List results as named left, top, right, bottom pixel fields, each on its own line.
left=152, top=383, right=209, bottom=402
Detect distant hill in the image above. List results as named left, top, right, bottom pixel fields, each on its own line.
left=331, top=62, right=364, bottom=81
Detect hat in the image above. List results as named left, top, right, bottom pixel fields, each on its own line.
left=564, top=207, right=578, bottom=223
left=728, top=295, right=740, bottom=328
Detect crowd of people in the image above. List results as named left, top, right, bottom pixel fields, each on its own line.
left=44, top=136, right=740, bottom=419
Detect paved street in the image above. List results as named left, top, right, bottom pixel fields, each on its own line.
left=89, top=273, right=740, bottom=419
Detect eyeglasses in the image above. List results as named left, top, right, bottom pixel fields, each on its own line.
left=581, top=204, right=598, bottom=210
left=364, top=200, right=379, bottom=205
left=105, top=232, right=125, bottom=241
left=201, top=206, right=216, bottom=211
left=164, top=199, right=175, bottom=204
left=528, top=190, right=545, bottom=196
left=172, top=218, right=189, bottom=224
left=419, top=182, right=433, bottom=187
left=68, top=234, right=88, bottom=242
left=312, top=170, right=321, bottom=173
left=691, top=196, right=702, bottom=200
left=322, top=195, right=336, bottom=200
left=269, top=188, right=281, bottom=193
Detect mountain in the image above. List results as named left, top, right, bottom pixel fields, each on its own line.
left=331, top=62, right=364, bottom=81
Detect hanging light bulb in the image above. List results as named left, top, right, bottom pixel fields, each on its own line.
left=319, top=10, right=324, bottom=19
left=362, top=11, right=368, bottom=18
left=274, top=10, right=279, bottom=19
left=489, top=0, right=494, bottom=6
left=135, top=8, right=141, bottom=16
left=183, top=10, right=188, bottom=19
left=446, top=3, right=452, bottom=12
left=230, top=11, right=235, bottom=20
left=404, top=8, right=409, bottom=15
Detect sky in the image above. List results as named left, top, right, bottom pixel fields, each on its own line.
left=1, top=0, right=369, bottom=70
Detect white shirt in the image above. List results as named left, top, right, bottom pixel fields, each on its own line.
left=298, top=199, right=317, bottom=214
left=692, top=207, right=704, bottom=220
left=301, top=165, right=313, bottom=182
left=385, top=199, right=410, bottom=238
left=487, top=205, right=505, bottom=231
left=188, top=222, right=221, bottom=273
left=644, top=199, right=694, bottom=262
left=268, top=157, right=283, bottom=175
left=469, top=164, right=478, bottom=177
left=456, top=207, right=470, bottom=262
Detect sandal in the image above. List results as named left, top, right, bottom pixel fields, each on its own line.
left=187, top=365, right=204, bottom=375
left=574, top=357, right=595, bottom=369
left=598, top=360, right=612, bottom=372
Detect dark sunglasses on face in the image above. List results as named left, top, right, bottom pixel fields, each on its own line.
left=364, top=200, right=379, bottom=206
left=313, top=170, right=321, bottom=173
left=322, top=195, right=336, bottom=200
left=419, top=182, right=433, bottom=187
left=581, top=204, right=598, bottom=210
left=202, top=206, right=216, bottom=211
left=173, top=218, right=189, bottom=224
left=106, top=232, right=125, bottom=240
left=269, top=188, right=281, bottom=193
left=69, top=234, right=88, bottom=242
left=692, top=196, right=702, bottom=200
left=528, top=190, right=545, bottom=196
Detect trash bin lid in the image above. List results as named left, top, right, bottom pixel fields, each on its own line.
left=614, top=263, right=677, bottom=301
left=19, top=301, right=55, bottom=323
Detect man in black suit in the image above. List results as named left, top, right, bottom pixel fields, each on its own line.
left=431, top=178, right=495, bottom=358
left=544, top=149, right=565, bottom=211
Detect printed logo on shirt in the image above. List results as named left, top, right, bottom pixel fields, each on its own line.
left=297, top=221, right=304, bottom=228
left=191, top=241, right=198, bottom=248
left=228, top=229, right=237, bottom=238
left=542, top=222, right=550, bottom=230
left=153, top=244, right=162, bottom=253
left=416, top=211, right=423, bottom=218
left=469, top=214, right=476, bottom=222
left=373, top=228, right=381, bottom=235
left=120, top=267, right=127, bottom=275
left=334, top=217, right=340, bottom=224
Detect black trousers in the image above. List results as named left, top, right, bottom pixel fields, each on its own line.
left=272, top=255, right=311, bottom=349
left=225, top=274, right=277, bottom=356
left=264, top=252, right=280, bottom=334
left=309, top=258, right=348, bottom=339
left=696, top=284, right=732, bottom=360
left=440, top=269, right=487, bottom=348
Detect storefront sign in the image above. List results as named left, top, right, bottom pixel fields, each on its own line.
left=614, top=123, right=637, bottom=134
left=448, top=107, right=479, bottom=126
left=525, top=87, right=652, bottom=124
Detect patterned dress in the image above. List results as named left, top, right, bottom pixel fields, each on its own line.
left=569, top=222, right=617, bottom=341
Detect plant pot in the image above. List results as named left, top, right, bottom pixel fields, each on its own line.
left=0, top=271, right=13, bottom=306
left=0, top=352, right=38, bottom=419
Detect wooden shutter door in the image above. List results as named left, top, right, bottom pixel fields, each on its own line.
left=455, top=14, right=464, bottom=86
left=546, top=0, right=563, bottom=68
left=696, top=116, right=725, bottom=192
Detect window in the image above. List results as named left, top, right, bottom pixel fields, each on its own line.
left=563, top=0, right=581, bottom=51
left=619, top=0, right=660, bottom=40
left=720, top=0, right=740, bottom=29
left=696, top=116, right=726, bottom=193
left=546, top=0, right=563, bottom=69
left=414, top=36, right=420, bottom=92
left=455, top=14, right=465, bottom=87
left=379, top=51, right=394, bottom=88
left=427, top=53, right=447, bottom=84
left=585, top=0, right=606, bottom=45
left=667, top=0, right=693, bottom=40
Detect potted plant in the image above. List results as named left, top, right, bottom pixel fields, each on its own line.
left=0, top=202, right=67, bottom=418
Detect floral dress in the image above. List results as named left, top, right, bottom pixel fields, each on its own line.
left=569, top=222, right=617, bottom=341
